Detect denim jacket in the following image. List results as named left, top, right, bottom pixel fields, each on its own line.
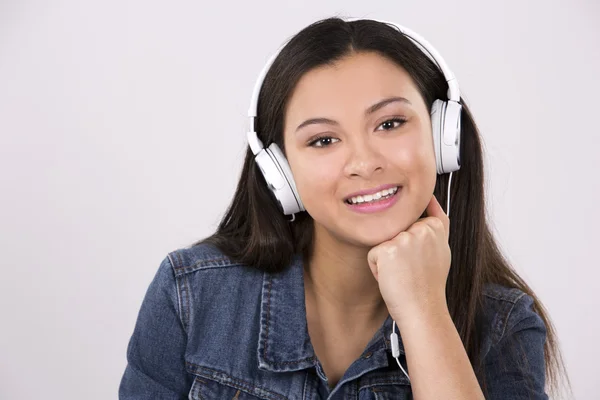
left=119, top=243, right=548, bottom=399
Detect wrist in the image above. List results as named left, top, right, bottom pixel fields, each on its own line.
left=390, top=296, right=450, bottom=327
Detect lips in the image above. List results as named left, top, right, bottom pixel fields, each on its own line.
left=344, top=186, right=402, bottom=213
left=343, top=183, right=402, bottom=202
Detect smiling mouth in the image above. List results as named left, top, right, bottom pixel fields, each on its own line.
left=344, top=186, right=400, bottom=205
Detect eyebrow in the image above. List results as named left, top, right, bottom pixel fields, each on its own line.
left=294, top=96, right=412, bottom=133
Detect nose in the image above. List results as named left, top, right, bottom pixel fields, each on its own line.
left=343, top=136, right=385, bottom=179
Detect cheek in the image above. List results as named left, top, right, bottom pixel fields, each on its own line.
left=287, top=153, right=341, bottom=207
left=387, top=136, right=435, bottom=175
left=296, top=163, right=338, bottom=205
left=385, top=136, right=437, bottom=201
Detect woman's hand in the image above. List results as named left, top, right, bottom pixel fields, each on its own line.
left=367, top=194, right=451, bottom=322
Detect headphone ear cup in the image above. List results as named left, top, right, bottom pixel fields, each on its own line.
left=265, top=143, right=305, bottom=214
left=431, top=100, right=445, bottom=175
left=255, top=149, right=287, bottom=191
left=431, top=99, right=461, bottom=174
left=254, top=149, right=296, bottom=215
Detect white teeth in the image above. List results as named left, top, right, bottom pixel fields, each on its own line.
left=347, top=186, right=399, bottom=204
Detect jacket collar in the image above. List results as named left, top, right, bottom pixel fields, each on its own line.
left=257, top=254, right=405, bottom=373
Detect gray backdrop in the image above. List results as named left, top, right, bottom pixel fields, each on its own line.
left=0, top=0, right=597, bottom=398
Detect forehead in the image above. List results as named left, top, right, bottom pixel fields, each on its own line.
left=285, top=51, right=421, bottom=119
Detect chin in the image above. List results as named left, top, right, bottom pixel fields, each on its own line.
left=347, top=227, right=404, bottom=248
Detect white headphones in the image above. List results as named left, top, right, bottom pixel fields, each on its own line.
left=246, top=18, right=462, bottom=219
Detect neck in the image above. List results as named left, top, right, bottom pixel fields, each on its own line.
left=304, top=225, right=388, bottom=321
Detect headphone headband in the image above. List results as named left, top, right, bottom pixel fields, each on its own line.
left=247, top=18, right=460, bottom=120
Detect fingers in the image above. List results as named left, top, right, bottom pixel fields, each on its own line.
left=419, top=195, right=450, bottom=241
left=367, top=247, right=379, bottom=280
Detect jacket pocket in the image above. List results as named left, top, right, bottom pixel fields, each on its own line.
left=188, top=375, right=288, bottom=400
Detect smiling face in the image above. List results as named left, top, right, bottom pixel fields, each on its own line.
left=283, top=51, right=437, bottom=248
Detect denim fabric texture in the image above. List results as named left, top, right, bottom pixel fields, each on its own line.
left=119, top=243, right=548, bottom=399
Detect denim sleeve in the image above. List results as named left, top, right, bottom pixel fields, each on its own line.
left=119, top=255, right=193, bottom=399
left=483, top=293, right=548, bottom=400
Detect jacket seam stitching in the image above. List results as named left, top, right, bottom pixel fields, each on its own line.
left=172, top=256, right=235, bottom=269
left=173, top=258, right=246, bottom=276
left=483, top=291, right=521, bottom=304
left=261, top=274, right=315, bottom=366
left=185, top=361, right=288, bottom=400
left=495, top=291, right=527, bottom=346
left=167, top=252, right=189, bottom=335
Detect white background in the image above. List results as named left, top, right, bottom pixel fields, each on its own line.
left=0, top=0, right=598, bottom=398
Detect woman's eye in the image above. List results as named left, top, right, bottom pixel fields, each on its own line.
left=308, top=136, right=339, bottom=148
left=376, top=117, right=407, bottom=131
left=307, top=118, right=406, bottom=148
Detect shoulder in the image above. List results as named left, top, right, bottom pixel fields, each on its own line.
left=477, top=287, right=549, bottom=398
left=154, top=241, right=264, bottom=310
left=161, top=241, right=266, bottom=296
left=163, top=241, right=258, bottom=278
left=480, top=283, right=547, bottom=359
left=156, top=242, right=265, bottom=332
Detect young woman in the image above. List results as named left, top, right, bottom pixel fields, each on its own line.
left=120, top=17, right=570, bottom=399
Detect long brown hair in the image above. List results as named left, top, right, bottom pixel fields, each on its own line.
left=196, top=17, right=571, bottom=398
